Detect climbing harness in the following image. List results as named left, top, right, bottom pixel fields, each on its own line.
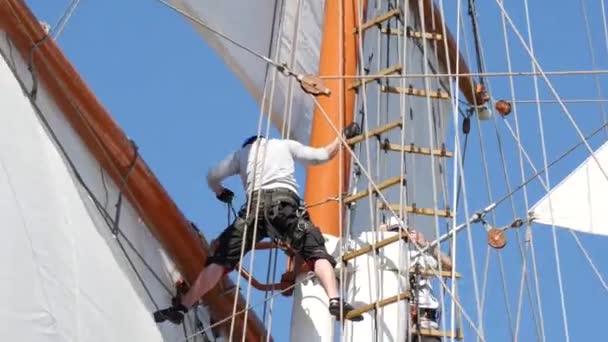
left=260, top=188, right=309, bottom=251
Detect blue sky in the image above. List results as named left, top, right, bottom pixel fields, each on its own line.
left=26, top=1, right=608, bottom=341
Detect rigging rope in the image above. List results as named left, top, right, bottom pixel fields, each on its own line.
left=492, top=0, right=542, bottom=337
left=493, top=0, right=608, bottom=186
left=397, top=0, right=412, bottom=339
left=353, top=0, right=385, bottom=339
left=227, top=2, right=294, bottom=336
left=434, top=0, right=466, bottom=337
left=579, top=0, right=608, bottom=138
left=319, top=69, right=608, bottom=80
left=416, top=0, right=461, bottom=339
left=51, top=0, right=81, bottom=40
left=431, top=1, right=487, bottom=338
left=495, top=2, right=570, bottom=338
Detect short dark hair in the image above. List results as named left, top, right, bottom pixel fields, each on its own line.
left=242, top=135, right=265, bottom=148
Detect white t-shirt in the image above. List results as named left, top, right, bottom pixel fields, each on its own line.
left=409, top=249, right=440, bottom=310
left=207, top=138, right=330, bottom=194
left=409, top=249, right=441, bottom=329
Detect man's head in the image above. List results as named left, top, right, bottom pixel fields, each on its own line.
left=241, top=135, right=265, bottom=148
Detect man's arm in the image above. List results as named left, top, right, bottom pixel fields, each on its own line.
left=410, top=230, right=452, bottom=271
left=286, top=122, right=360, bottom=164
left=324, top=136, right=341, bottom=160
left=206, top=152, right=239, bottom=195
left=285, top=140, right=332, bottom=165
left=431, top=245, right=453, bottom=271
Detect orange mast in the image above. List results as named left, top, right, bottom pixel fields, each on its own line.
left=305, top=0, right=361, bottom=237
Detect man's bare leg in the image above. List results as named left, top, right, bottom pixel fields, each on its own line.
left=153, top=263, right=226, bottom=324
left=313, top=259, right=339, bottom=298
left=181, top=263, right=225, bottom=308
left=313, top=258, right=364, bottom=321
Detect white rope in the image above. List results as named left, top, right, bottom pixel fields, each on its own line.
left=433, top=0, right=464, bottom=339
left=579, top=0, right=608, bottom=137
left=337, top=0, right=348, bottom=338
left=506, top=1, right=570, bottom=338
left=226, top=6, right=289, bottom=335
left=262, top=0, right=306, bottom=339
left=416, top=0, right=457, bottom=339
left=492, top=0, right=608, bottom=186
left=520, top=0, right=547, bottom=339
left=569, top=231, right=608, bottom=292
left=396, top=0, right=408, bottom=339
left=353, top=0, right=385, bottom=339
left=602, top=1, right=608, bottom=109
left=513, top=99, right=608, bottom=104
left=497, top=108, right=608, bottom=328
left=456, top=7, right=518, bottom=339
left=438, top=3, right=484, bottom=339
left=423, top=0, right=454, bottom=338
left=281, top=0, right=304, bottom=140
left=493, top=0, right=542, bottom=338
left=235, top=11, right=290, bottom=338
left=319, top=69, right=608, bottom=80
left=177, top=273, right=315, bottom=342
left=51, top=0, right=81, bottom=40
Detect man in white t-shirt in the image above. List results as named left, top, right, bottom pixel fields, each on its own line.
left=154, top=123, right=363, bottom=324
left=409, top=230, right=452, bottom=341
left=384, top=218, right=452, bottom=340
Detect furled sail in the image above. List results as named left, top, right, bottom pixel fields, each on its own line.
left=170, top=0, right=325, bottom=143
left=530, top=141, right=608, bottom=236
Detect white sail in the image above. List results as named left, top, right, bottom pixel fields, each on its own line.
left=530, top=141, right=608, bottom=236
left=0, top=29, right=217, bottom=342
left=170, top=0, right=324, bottom=143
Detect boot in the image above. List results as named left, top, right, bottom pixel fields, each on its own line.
left=153, top=294, right=188, bottom=324
left=328, top=297, right=364, bottom=321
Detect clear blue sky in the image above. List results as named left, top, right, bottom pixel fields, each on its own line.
left=26, top=1, right=608, bottom=341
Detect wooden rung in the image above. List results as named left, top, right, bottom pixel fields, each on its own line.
left=342, top=230, right=409, bottom=262
left=380, top=28, right=444, bottom=41
left=346, top=119, right=402, bottom=145
left=410, top=268, right=461, bottom=278
left=343, top=175, right=404, bottom=204
left=379, top=203, right=452, bottom=218
left=407, top=27, right=443, bottom=41
left=349, top=65, right=402, bottom=90
left=354, top=9, right=401, bottom=34
left=345, top=292, right=410, bottom=320
left=412, top=327, right=464, bottom=340
left=380, top=28, right=404, bottom=36
left=382, top=143, right=453, bottom=157
left=381, top=85, right=449, bottom=99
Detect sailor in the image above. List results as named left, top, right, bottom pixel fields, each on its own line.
left=154, top=123, right=363, bottom=324
left=384, top=218, right=452, bottom=341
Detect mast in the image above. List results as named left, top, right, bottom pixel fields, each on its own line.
left=304, top=0, right=360, bottom=236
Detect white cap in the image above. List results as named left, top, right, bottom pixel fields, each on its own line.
left=387, top=216, right=405, bottom=230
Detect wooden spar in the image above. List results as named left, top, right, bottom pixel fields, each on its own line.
left=416, top=0, right=482, bottom=105
left=304, top=0, right=365, bottom=237
left=0, top=1, right=268, bottom=340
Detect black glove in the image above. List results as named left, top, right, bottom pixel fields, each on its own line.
left=343, top=122, right=361, bottom=140
left=216, top=188, right=234, bottom=203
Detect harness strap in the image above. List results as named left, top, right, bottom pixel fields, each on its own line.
left=257, top=189, right=309, bottom=248
left=262, top=191, right=284, bottom=241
